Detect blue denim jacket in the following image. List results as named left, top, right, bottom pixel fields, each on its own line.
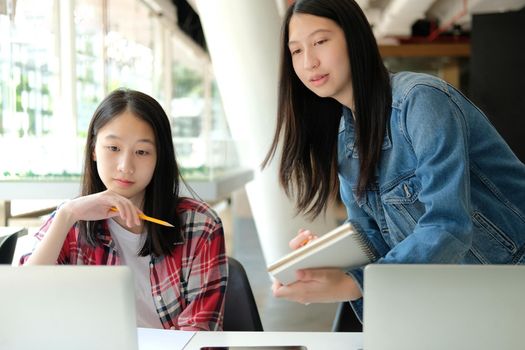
left=338, top=72, right=525, bottom=319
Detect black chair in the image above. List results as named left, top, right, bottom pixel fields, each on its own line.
left=223, top=256, right=264, bottom=331
left=331, top=301, right=362, bottom=332
left=0, top=230, right=19, bottom=265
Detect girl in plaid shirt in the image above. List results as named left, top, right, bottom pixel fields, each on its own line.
left=22, top=89, right=228, bottom=331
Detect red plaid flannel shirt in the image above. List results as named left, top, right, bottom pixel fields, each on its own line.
left=21, top=197, right=228, bottom=331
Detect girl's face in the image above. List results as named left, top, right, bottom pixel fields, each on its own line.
left=288, top=13, right=354, bottom=108
left=93, top=110, right=157, bottom=208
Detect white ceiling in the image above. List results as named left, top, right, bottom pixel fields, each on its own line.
left=360, top=0, right=525, bottom=40
left=276, top=0, right=525, bottom=42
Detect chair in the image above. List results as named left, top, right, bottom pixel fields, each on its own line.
left=223, top=256, right=264, bottom=331
left=0, top=230, right=19, bottom=265
left=331, top=301, right=362, bottom=332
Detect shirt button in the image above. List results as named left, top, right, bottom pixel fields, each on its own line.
left=156, top=295, right=162, bottom=301
left=170, top=326, right=176, bottom=330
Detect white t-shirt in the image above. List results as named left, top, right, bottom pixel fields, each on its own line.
left=108, top=219, right=163, bottom=329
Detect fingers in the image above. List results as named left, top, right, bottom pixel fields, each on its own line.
left=272, top=280, right=310, bottom=305
left=289, top=229, right=317, bottom=250
left=272, top=281, right=292, bottom=299
left=271, top=279, right=282, bottom=294
left=297, top=268, right=340, bottom=282
left=111, top=202, right=141, bottom=227
left=66, top=191, right=143, bottom=227
left=101, top=191, right=141, bottom=227
left=296, top=269, right=322, bottom=282
left=273, top=268, right=354, bottom=304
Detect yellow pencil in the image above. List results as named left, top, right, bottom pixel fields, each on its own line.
left=299, top=236, right=314, bottom=247
left=109, top=207, right=174, bottom=227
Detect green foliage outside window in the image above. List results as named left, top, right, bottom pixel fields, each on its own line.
left=173, top=63, right=203, bottom=98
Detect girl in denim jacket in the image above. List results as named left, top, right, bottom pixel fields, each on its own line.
left=264, top=0, right=525, bottom=320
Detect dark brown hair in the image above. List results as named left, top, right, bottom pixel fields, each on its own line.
left=80, top=88, right=183, bottom=256
left=263, top=0, right=391, bottom=219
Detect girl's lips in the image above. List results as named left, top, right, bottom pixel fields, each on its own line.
left=114, top=178, right=134, bottom=187
left=310, top=74, right=329, bottom=87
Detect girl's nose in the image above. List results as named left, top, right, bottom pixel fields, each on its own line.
left=117, top=153, right=134, bottom=174
left=304, top=50, right=319, bottom=70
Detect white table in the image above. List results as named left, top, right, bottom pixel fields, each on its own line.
left=137, top=329, right=363, bottom=350
left=182, top=331, right=363, bottom=350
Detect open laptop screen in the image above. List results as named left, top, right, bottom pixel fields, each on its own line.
left=363, top=264, right=525, bottom=350
left=0, top=265, right=138, bottom=350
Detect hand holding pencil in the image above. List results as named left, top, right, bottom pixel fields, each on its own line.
left=109, top=207, right=174, bottom=227
left=55, top=190, right=175, bottom=228
left=291, top=229, right=319, bottom=249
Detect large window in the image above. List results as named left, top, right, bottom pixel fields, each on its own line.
left=0, top=0, right=237, bottom=182
left=75, top=0, right=105, bottom=135
left=170, top=31, right=238, bottom=179
left=171, top=55, right=206, bottom=172
left=0, top=0, right=68, bottom=178
left=106, top=0, right=154, bottom=94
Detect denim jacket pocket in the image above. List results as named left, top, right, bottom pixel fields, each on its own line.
left=471, top=211, right=517, bottom=259
left=382, top=176, right=424, bottom=221
left=382, top=175, right=421, bottom=205
left=381, top=175, right=425, bottom=242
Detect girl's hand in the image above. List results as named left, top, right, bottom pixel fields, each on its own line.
left=271, top=228, right=362, bottom=304
left=272, top=267, right=362, bottom=304
left=26, top=190, right=142, bottom=266
left=289, top=228, right=318, bottom=249
left=61, top=190, right=142, bottom=228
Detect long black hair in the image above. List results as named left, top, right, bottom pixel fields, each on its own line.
left=79, top=88, right=183, bottom=256
left=263, top=0, right=391, bottom=218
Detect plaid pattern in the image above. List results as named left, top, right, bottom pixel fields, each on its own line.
left=20, top=197, right=228, bottom=331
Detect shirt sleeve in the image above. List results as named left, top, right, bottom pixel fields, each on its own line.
left=176, top=214, right=228, bottom=331
left=18, top=211, right=76, bottom=265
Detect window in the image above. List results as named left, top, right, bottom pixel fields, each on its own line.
left=106, top=0, right=154, bottom=94
left=170, top=30, right=238, bottom=179
left=0, top=0, right=237, bottom=182
left=0, top=0, right=72, bottom=179
left=75, top=0, right=104, bottom=136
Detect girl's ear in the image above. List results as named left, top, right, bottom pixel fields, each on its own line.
left=92, top=149, right=97, bottom=162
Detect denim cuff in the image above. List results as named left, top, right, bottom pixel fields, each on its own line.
left=346, top=268, right=364, bottom=322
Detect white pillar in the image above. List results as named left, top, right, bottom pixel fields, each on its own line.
left=194, top=0, right=338, bottom=264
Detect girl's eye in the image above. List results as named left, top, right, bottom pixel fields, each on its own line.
left=136, top=150, right=150, bottom=156
left=291, top=48, right=302, bottom=55
left=106, top=146, right=119, bottom=152
left=314, top=39, right=327, bottom=46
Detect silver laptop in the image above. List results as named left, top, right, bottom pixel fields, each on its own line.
left=0, top=265, right=138, bottom=350
left=363, top=264, right=525, bottom=350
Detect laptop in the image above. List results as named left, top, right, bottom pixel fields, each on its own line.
left=0, top=265, right=138, bottom=350
left=363, top=264, right=525, bottom=350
